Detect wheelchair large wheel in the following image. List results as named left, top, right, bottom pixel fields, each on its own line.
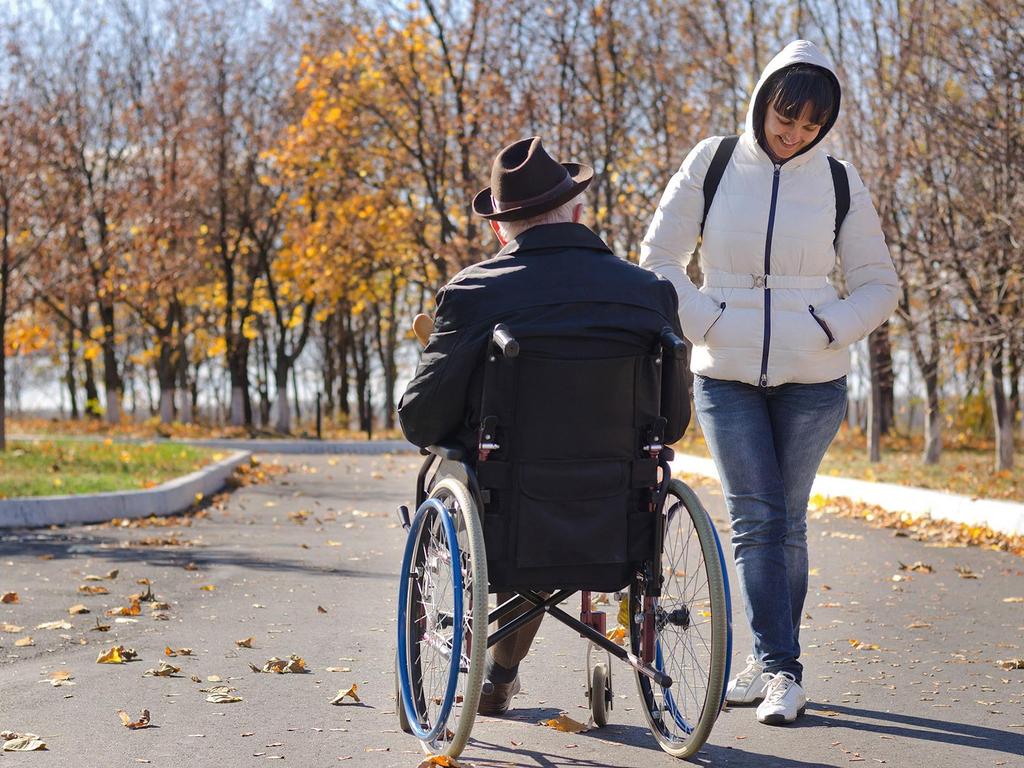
left=397, top=477, right=488, bottom=757
left=631, top=478, right=732, bottom=759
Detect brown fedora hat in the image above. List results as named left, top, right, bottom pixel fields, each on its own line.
left=472, top=137, right=593, bottom=222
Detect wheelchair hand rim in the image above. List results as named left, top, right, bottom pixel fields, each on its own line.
left=397, top=498, right=465, bottom=743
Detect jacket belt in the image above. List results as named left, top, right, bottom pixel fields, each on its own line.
left=703, top=270, right=830, bottom=290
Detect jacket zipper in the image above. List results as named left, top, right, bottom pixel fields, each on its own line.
left=759, top=164, right=782, bottom=387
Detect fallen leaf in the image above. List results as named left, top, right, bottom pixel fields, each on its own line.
left=49, top=670, right=73, bottom=682
left=165, top=647, right=193, bottom=657
left=117, top=709, right=152, bottom=729
left=68, top=604, right=90, bottom=615
left=325, top=667, right=351, bottom=673
left=847, top=638, right=880, bottom=651
left=1, top=623, right=24, bottom=633
left=91, top=619, right=111, bottom=632
left=954, top=565, right=979, bottom=579
left=898, top=561, right=934, bottom=573
left=235, top=637, right=255, bottom=648
left=15, top=636, right=34, bottom=647
left=2, top=733, right=46, bottom=751
left=1003, top=597, right=1024, bottom=603
left=250, top=655, right=308, bottom=674
left=1, top=592, right=19, bottom=603
left=539, top=714, right=589, bottom=733
left=143, top=662, right=182, bottom=677
left=418, top=757, right=462, bottom=767
left=36, top=620, right=73, bottom=631
left=79, top=585, right=110, bottom=595
left=605, top=626, right=626, bottom=646
left=206, top=675, right=222, bottom=682
left=206, top=692, right=243, bottom=703
left=317, top=606, right=328, bottom=614
left=97, top=645, right=138, bottom=664
left=199, top=585, right=216, bottom=591
left=107, top=598, right=142, bottom=617
left=330, top=684, right=360, bottom=705
left=996, top=658, right=1024, bottom=670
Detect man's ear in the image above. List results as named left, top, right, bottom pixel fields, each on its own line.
left=489, top=219, right=507, bottom=245
left=572, top=203, right=583, bottom=223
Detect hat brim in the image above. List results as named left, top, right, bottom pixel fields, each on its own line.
left=472, top=163, right=594, bottom=222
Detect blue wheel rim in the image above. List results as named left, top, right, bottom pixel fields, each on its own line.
left=397, top=498, right=464, bottom=743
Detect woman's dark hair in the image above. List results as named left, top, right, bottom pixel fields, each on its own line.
left=762, top=64, right=836, bottom=126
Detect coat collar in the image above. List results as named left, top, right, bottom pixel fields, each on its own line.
left=496, top=222, right=614, bottom=257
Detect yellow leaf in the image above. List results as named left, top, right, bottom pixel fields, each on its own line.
left=330, top=684, right=360, bottom=705
left=418, top=756, right=462, bottom=768
left=539, top=714, right=589, bottom=733
left=235, top=637, right=255, bottom=648
left=605, top=626, right=626, bottom=646
left=68, top=604, right=90, bottom=615
left=117, top=708, right=152, bottom=729
left=15, top=636, right=34, bottom=647
left=199, top=585, right=216, bottom=591
left=2, top=734, right=47, bottom=751
left=848, top=639, right=880, bottom=651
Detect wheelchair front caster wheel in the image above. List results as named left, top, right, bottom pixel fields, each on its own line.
left=589, top=662, right=612, bottom=727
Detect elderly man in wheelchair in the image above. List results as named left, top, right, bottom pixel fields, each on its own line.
left=395, top=137, right=731, bottom=760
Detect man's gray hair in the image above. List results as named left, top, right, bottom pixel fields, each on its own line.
left=496, top=195, right=584, bottom=241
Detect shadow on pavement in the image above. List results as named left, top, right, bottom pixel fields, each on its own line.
left=0, top=528, right=398, bottom=580
left=806, top=702, right=1024, bottom=758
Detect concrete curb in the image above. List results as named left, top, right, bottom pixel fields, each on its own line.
left=0, top=450, right=251, bottom=529
left=670, top=453, right=1024, bottom=538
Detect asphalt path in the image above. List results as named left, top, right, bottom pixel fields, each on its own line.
left=0, top=453, right=1022, bottom=768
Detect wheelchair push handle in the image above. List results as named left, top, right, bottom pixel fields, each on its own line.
left=492, top=323, right=519, bottom=358
left=659, top=327, right=687, bottom=360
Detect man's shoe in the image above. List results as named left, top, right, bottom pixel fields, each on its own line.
left=755, top=672, right=806, bottom=725
left=725, top=655, right=767, bottom=705
left=477, top=675, right=521, bottom=716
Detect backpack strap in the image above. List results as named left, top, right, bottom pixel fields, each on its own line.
left=700, top=135, right=739, bottom=236
left=827, top=155, right=850, bottom=246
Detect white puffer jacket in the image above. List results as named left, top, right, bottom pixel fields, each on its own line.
left=640, top=40, right=898, bottom=387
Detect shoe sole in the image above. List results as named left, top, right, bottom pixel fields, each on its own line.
left=758, top=705, right=806, bottom=726
left=477, top=678, right=521, bottom=716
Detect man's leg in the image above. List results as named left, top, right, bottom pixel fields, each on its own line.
left=478, top=592, right=546, bottom=715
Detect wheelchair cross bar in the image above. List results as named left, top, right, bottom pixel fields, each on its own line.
left=485, top=589, right=673, bottom=690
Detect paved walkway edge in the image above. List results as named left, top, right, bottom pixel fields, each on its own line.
left=0, top=450, right=251, bottom=529
left=670, top=453, right=1024, bottom=537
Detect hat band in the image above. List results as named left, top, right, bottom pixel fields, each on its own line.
left=491, top=173, right=574, bottom=212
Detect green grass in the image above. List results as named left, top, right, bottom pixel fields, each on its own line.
left=0, top=439, right=220, bottom=499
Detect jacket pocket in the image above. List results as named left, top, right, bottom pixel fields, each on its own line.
left=702, top=302, right=727, bottom=342
left=808, top=305, right=835, bottom=345
left=515, top=460, right=629, bottom=569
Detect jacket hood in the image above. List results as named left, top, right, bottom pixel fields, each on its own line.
left=744, top=40, right=842, bottom=160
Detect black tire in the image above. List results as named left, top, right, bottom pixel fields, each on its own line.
left=590, top=663, right=610, bottom=728
left=631, top=479, right=729, bottom=758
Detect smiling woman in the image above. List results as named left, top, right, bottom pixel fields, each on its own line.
left=0, top=440, right=217, bottom=499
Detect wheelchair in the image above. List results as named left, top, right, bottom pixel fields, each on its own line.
left=395, top=323, right=732, bottom=759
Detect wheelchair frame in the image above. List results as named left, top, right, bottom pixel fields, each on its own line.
left=396, top=324, right=731, bottom=759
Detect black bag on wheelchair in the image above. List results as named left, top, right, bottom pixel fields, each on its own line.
left=473, top=332, right=686, bottom=594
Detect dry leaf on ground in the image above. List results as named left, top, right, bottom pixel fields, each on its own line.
left=36, top=620, right=73, bottom=631
left=954, top=565, right=980, bottom=579
left=418, top=757, right=462, bottom=768
left=68, top=604, right=90, bottom=615
left=143, top=662, right=181, bottom=677
left=1003, top=597, right=1024, bottom=603
left=79, top=585, right=110, bottom=595
left=250, top=655, right=307, bottom=674
left=97, top=645, right=138, bottom=664
left=325, top=667, right=351, bottom=673
left=235, top=637, right=254, bottom=648
left=1, top=592, right=19, bottom=603
left=107, top=598, right=142, bottom=617
left=206, top=691, right=243, bottom=703
left=539, top=714, right=589, bottom=733
left=199, top=585, right=216, bottom=591
left=15, top=636, right=34, bottom=647
left=317, top=606, right=328, bottom=614
left=330, top=684, right=360, bottom=705
left=605, top=626, right=626, bottom=645
left=1, top=732, right=46, bottom=751
left=996, top=658, right=1024, bottom=670
left=117, top=709, right=152, bottom=729
left=91, top=619, right=111, bottom=632
left=165, top=647, right=193, bottom=657
left=898, top=561, right=934, bottom=573
left=48, top=670, right=74, bottom=687
left=849, top=639, right=881, bottom=651
left=84, top=570, right=119, bottom=581
left=1, top=623, right=23, bottom=633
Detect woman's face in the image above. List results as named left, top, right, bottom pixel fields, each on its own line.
left=763, top=102, right=823, bottom=161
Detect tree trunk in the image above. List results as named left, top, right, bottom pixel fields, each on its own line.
left=869, top=324, right=895, bottom=435
left=292, top=365, right=302, bottom=425
left=274, top=364, right=290, bottom=434
left=98, top=302, right=121, bottom=424
left=65, top=320, right=79, bottom=419
left=322, top=315, right=336, bottom=417
left=337, top=308, right=351, bottom=423
left=0, top=249, right=7, bottom=453
left=989, top=341, right=1014, bottom=471
left=868, top=351, right=882, bottom=463
left=922, top=360, right=942, bottom=465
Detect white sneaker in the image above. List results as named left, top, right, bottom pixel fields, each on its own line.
left=756, top=672, right=807, bottom=725
left=725, top=655, right=767, bottom=705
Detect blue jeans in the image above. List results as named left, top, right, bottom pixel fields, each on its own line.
left=693, top=374, right=848, bottom=683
